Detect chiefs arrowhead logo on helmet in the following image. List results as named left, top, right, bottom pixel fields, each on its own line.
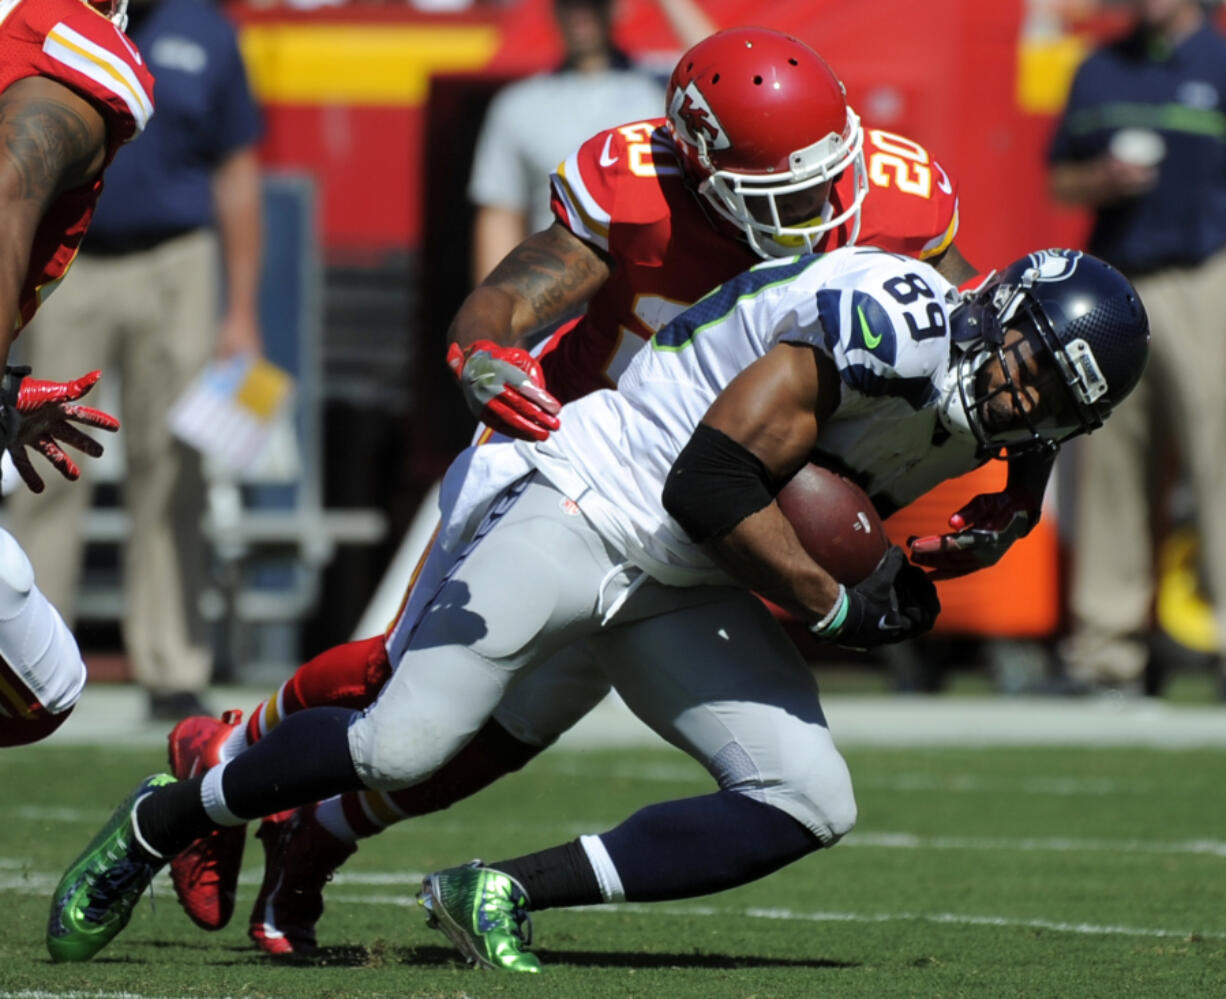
left=668, top=83, right=731, bottom=154
left=677, top=95, right=718, bottom=144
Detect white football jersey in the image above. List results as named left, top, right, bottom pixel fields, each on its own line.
left=521, top=246, right=983, bottom=584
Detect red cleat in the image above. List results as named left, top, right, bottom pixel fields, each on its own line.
left=166, top=709, right=247, bottom=931
left=248, top=804, right=357, bottom=956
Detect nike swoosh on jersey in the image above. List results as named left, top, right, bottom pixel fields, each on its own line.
left=857, top=306, right=883, bottom=349
left=934, top=162, right=952, bottom=195
left=599, top=134, right=619, bottom=167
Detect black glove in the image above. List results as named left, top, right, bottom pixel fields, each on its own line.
left=893, top=559, right=942, bottom=633
left=811, top=546, right=941, bottom=649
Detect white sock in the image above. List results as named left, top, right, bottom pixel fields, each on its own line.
left=200, top=764, right=244, bottom=826
left=218, top=722, right=248, bottom=765
left=579, top=834, right=625, bottom=903
left=313, top=795, right=358, bottom=845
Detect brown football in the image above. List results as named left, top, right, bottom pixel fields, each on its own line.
left=776, top=464, right=889, bottom=585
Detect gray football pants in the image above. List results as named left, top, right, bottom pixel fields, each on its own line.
left=351, top=472, right=856, bottom=843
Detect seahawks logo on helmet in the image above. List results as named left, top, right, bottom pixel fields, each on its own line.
left=1022, top=249, right=1083, bottom=283
left=990, top=249, right=1083, bottom=313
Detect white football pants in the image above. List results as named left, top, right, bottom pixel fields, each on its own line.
left=0, top=527, right=86, bottom=736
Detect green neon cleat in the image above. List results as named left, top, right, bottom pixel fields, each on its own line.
left=419, top=861, right=542, bottom=973
left=46, top=773, right=176, bottom=962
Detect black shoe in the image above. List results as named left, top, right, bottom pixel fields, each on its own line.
left=148, top=691, right=211, bottom=722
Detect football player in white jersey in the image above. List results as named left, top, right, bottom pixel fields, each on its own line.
left=166, top=30, right=1024, bottom=956
left=49, top=245, right=1149, bottom=969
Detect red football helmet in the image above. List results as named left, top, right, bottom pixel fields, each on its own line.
left=666, top=27, right=866, bottom=259
left=86, top=0, right=129, bottom=32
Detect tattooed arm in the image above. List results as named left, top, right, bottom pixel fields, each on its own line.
left=0, top=76, right=107, bottom=365
left=930, top=243, right=978, bottom=288
left=447, top=222, right=611, bottom=351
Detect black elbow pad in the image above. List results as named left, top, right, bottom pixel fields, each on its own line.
left=664, top=423, right=780, bottom=543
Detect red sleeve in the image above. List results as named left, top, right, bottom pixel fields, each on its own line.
left=550, top=126, right=629, bottom=255
left=549, top=117, right=670, bottom=254
left=3, top=0, right=155, bottom=152
left=855, top=127, right=960, bottom=261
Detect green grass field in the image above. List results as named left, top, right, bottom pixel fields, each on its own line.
left=2, top=736, right=1224, bottom=999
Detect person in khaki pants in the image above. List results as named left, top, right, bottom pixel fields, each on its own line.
left=5, top=0, right=264, bottom=722
left=8, top=231, right=219, bottom=720
left=1048, top=0, right=1226, bottom=699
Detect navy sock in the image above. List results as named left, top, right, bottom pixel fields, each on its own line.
left=597, top=791, right=821, bottom=903
left=136, top=707, right=364, bottom=857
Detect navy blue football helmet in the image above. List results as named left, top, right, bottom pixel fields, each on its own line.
left=947, top=249, right=1150, bottom=458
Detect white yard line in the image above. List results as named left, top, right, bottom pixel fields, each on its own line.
left=323, top=893, right=1225, bottom=941
left=5, top=826, right=1224, bottom=899
left=842, top=831, right=1226, bottom=856
left=0, top=993, right=303, bottom=999
left=0, top=990, right=456, bottom=999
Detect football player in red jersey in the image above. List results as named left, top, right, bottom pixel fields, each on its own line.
left=167, top=27, right=1049, bottom=953
left=0, top=0, right=154, bottom=746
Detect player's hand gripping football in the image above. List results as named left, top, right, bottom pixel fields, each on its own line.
left=6, top=369, right=120, bottom=493
left=812, top=546, right=940, bottom=649
left=446, top=340, right=561, bottom=442
left=907, top=489, right=1038, bottom=580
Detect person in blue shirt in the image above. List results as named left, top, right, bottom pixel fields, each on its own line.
left=5, top=0, right=264, bottom=722
left=1048, top=0, right=1226, bottom=700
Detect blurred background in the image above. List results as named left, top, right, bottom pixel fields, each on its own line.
left=10, top=0, right=1224, bottom=704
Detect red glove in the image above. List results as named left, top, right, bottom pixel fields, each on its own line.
left=8, top=369, right=119, bottom=493
left=446, top=340, right=561, bottom=442
left=907, top=490, right=1038, bottom=581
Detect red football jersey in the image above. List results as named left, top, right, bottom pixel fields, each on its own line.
left=0, top=0, right=154, bottom=331
left=545, top=119, right=959, bottom=404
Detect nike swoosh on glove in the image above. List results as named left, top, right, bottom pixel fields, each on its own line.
left=813, top=546, right=941, bottom=650
left=447, top=340, right=561, bottom=442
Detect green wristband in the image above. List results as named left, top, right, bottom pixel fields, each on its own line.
left=810, top=585, right=849, bottom=637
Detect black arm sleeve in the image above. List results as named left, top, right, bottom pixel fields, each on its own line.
left=663, top=423, right=785, bottom=543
